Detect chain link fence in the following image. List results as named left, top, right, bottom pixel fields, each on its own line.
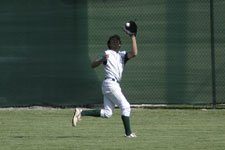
left=214, top=0, right=225, bottom=104
left=88, top=0, right=225, bottom=105
left=0, top=0, right=224, bottom=107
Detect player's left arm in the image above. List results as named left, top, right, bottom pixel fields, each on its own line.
left=127, top=35, right=138, bottom=59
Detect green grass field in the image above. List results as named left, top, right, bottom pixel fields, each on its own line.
left=0, top=108, right=225, bottom=150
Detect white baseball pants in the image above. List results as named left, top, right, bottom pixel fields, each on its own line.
left=100, top=79, right=131, bottom=118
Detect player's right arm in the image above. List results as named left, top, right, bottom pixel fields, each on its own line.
left=91, top=54, right=109, bottom=68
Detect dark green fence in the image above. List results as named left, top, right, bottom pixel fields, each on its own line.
left=0, top=0, right=224, bottom=106
left=0, top=0, right=102, bottom=106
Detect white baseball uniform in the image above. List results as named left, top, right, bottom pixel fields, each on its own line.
left=98, top=49, right=131, bottom=118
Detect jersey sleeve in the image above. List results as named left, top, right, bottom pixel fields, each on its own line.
left=120, top=51, right=129, bottom=64
left=97, top=51, right=107, bottom=65
left=96, top=51, right=106, bottom=61
left=124, top=52, right=129, bottom=64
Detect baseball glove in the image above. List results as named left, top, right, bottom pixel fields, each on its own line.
left=123, top=21, right=137, bottom=36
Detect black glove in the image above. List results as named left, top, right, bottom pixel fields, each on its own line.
left=123, top=21, right=137, bottom=36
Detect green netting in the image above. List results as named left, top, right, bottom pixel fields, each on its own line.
left=0, top=0, right=102, bottom=106
left=0, top=0, right=224, bottom=106
left=214, top=1, right=225, bottom=104
left=88, top=0, right=225, bottom=105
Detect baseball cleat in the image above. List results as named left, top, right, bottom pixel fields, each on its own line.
left=125, top=133, right=137, bottom=138
left=72, top=108, right=82, bottom=127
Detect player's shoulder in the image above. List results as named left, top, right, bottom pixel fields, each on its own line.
left=118, top=50, right=127, bottom=55
left=104, top=49, right=111, bottom=54
left=118, top=51, right=127, bottom=58
left=104, top=50, right=127, bottom=56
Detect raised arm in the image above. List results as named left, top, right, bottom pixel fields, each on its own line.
left=127, top=35, right=138, bottom=59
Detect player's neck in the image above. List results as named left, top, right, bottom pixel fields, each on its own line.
left=111, top=49, right=119, bottom=53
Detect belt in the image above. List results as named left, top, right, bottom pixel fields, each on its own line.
left=105, top=77, right=120, bottom=83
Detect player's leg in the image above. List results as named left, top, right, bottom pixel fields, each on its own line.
left=100, top=95, right=115, bottom=118
left=80, top=109, right=101, bottom=117
left=78, top=95, right=115, bottom=118
left=106, top=89, right=135, bottom=137
left=72, top=96, right=115, bottom=126
left=72, top=108, right=101, bottom=126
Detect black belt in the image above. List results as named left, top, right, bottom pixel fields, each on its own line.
left=105, top=77, right=120, bottom=83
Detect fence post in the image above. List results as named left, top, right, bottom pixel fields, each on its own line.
left=210, top=0, right=216, bottom=109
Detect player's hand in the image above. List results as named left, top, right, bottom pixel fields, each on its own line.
left=123, top=21, right=137, bottom=37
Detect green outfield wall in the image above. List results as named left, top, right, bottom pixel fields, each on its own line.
left=0, top=0, right=224, bottom=106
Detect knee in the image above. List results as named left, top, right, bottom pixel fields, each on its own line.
left=121, top=103, right=131, bottom=117
left=102, top=109, right=113, bottom=118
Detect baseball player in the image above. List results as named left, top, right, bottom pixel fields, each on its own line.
left=72, top=21, right=138, bottom=138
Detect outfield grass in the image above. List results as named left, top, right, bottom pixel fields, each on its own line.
left=0, top=108, right=225, bottom=150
